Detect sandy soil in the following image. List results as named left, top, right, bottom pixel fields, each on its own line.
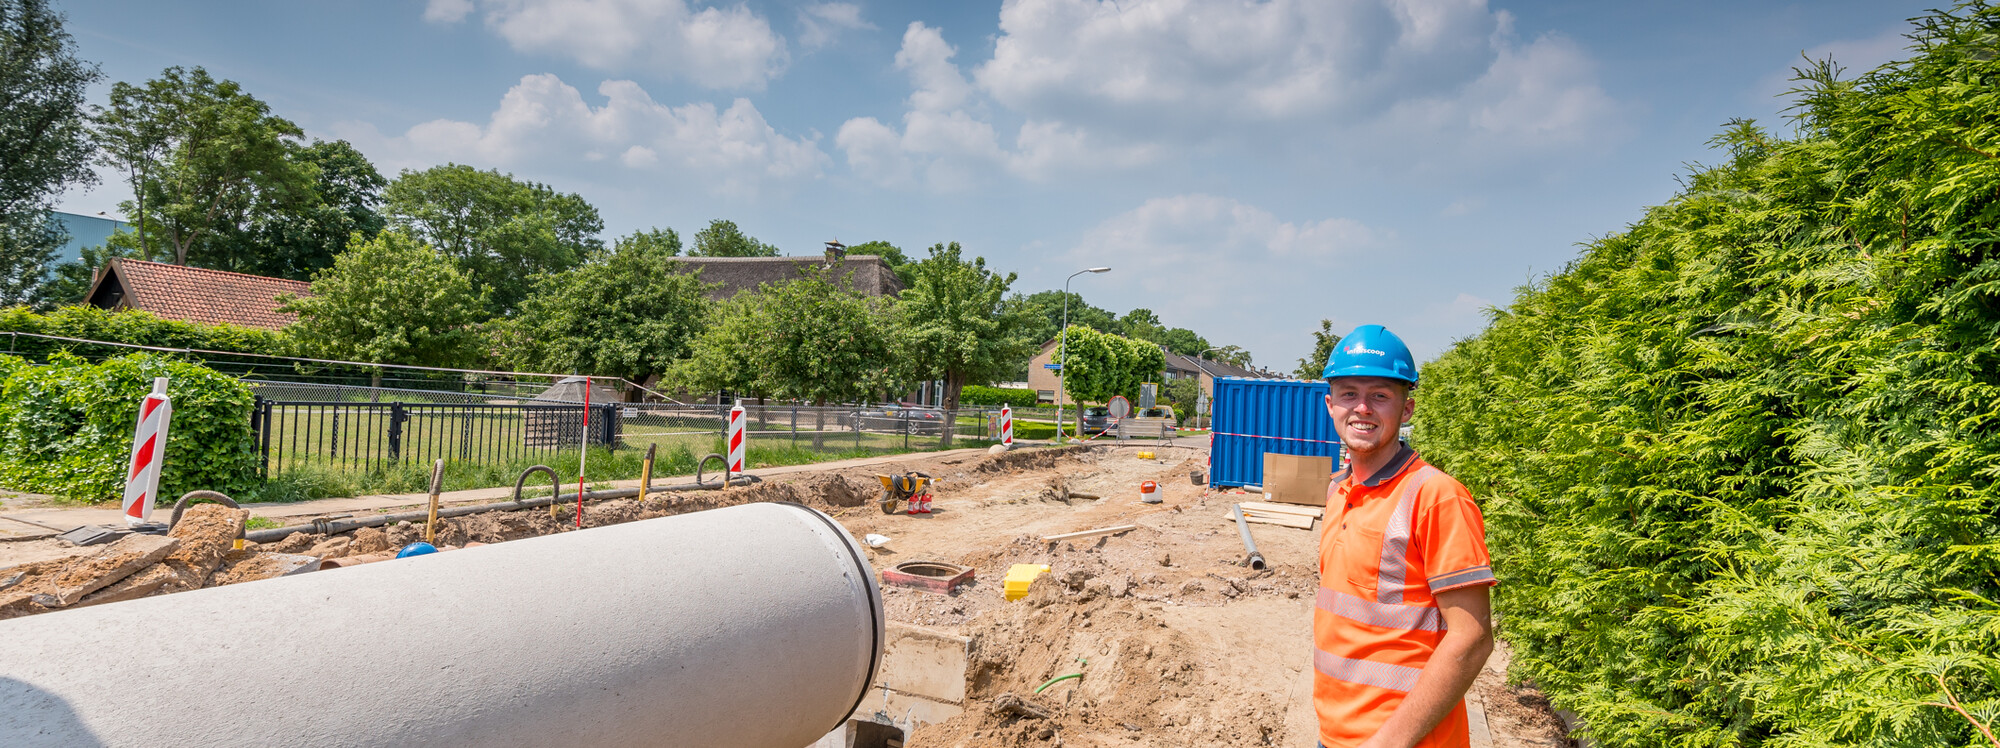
left=0, top=443, right=1571, bottom=747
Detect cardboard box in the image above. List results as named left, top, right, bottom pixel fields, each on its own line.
left=1262, top=453, right=1333, bottom=506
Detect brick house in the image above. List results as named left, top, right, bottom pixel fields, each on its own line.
left=83, top=258, right=311, bottom=331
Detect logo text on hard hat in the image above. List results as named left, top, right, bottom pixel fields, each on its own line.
left=1345, top=342, right=1387, bottom=356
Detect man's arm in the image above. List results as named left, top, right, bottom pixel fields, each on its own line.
left=1357, top=585, right=1495, bottom=748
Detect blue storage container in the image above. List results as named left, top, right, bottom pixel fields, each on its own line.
left=1207, top=377, right=1341, bottom=488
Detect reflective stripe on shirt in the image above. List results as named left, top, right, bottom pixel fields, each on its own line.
left=1314, top=649, right=1425, bottom=693
left=1317, top=586, right=1445, bottom=631
left=1375, top=466, right=1439, bottom=604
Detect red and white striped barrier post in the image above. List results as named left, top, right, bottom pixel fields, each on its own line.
left=122, top=377, right=172, bottom=527
left=726, top=403, right=746, bottom=480
left=1000, top=405, right=1013, bottom=447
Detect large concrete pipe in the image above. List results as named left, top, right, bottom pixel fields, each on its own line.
left=0, top=502, right=883, bottom=748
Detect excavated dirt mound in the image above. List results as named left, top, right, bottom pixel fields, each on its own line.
left=975, top=444, right=1093, bottom=474
left=910, top=575, right=1289, bottom=747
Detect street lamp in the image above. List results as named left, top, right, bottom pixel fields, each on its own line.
left=1056, top=267, right=1111, bottom=441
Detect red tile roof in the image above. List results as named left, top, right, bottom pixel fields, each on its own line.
left=92, top=259, right=312, bottom=331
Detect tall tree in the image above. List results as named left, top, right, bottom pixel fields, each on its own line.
left=225, top=139, right=386, bottom=280
left=614, top=227, right=680, bottom=257
left=1055, top=326, right=1164, bottom=405
left=677, top=268, right=899, bottom=405
left=93, top=66, right=315, bottom=267
left=895, top=242, right=1034, bottom=444
left=0, top=0, right=100, bottom=304
left=278, top=231, right=487, bottom=371
left=381, top=163, right=603, bottom=314
left=1014, top=289, right=1118, bottom=345
left=497, top=237, right=712, bottom=387
left=1293, top=318, right=1341, bottom=379
left=689, top=219, right=780, bottom=257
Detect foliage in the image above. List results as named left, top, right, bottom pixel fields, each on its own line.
left=677, top=267, right=900, bottom=404
left=960, top=385, right=1039, bottom=409
left=894, top=242, right=1035, bottom=421
left=1015, top=289, right=1118, bottom=344
left=1163, top=375, right=1201, bottom=424
left=211, top=139, right=386, bottom=280
left=0, top=352, right=258, bottom=503
left=380, top=163, right=602, bottom=314
left=1206, top=344, right=1252, bottom=368
left=93, top=66, right=314, bottom=267
left=846, top=240, right=916, bottom=286
left=0, top=0, right=98, bottom=305
left=614, top=227, right=681, bottom=257
left=1054, top=326, right=1163, bottom=405
left=1416, top=8, right=2000, bottom=745
left=0, top=305, right=285, bottom=360
left=496, top=236, right=712, bottom=383
left=278, top=231, right=487, bottom=368
left=690, top=219, right=779, bottom=257
left=1293, top=319, right=1341, bottom=380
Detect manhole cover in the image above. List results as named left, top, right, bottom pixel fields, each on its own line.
left=881, top=561, right=975, bottom=594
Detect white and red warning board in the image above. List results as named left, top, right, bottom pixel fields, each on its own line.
left=1000, top=405, right=1013, bottom=446
left=122, top=377, right=173, bottom=526
left=726, top=403, right=746, bottom=474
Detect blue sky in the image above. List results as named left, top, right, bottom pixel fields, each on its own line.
left=56, top=0, right=1932, bottom=370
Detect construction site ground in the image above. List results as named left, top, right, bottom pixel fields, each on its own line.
left=0, top=442, right=1571, bottom=748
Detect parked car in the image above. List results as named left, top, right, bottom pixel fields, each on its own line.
left=1079, top=406, right=1118, bottom=435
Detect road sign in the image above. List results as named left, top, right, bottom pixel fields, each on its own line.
left=1043, top=363, right=1063, bottom=370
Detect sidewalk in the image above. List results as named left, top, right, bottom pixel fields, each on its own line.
left=0, top=445, right=1007, bottom=536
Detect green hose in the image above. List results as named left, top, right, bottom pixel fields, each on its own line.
left=1035, top=672, right=1083, bottom=694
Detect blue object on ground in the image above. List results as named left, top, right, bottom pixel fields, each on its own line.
left=396, top=542, right=438, bottom=558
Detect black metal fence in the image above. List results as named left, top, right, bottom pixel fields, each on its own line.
left=252, top=397, right=620, bottom=477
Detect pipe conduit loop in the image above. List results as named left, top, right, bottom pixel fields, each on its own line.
left=696, top=452, right=729, bottom=487
left=167, top=490, right=240, bottom=531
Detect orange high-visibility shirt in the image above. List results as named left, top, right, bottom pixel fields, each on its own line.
left=1315, top=446, right=1496, bottom=748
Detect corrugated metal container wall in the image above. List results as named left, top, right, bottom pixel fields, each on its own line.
left=1208, top=377, right=1340, bottom=488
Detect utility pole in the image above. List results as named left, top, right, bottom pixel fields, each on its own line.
left=1056, top=267, right=1111, bottom=441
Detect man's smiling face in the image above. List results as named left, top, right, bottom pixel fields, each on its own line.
left=1324, top=377, right=1413, bottom=458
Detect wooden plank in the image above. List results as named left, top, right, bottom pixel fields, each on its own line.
left=1223, top=512, right=1314, bottom=529
left=1261, top=492, right=1329, bottom=507
left=1239, top=501, right=1323, bottom=518
left=1041, top=524, right=1138, bottom=542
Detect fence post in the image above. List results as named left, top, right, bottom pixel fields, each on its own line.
left=790, top=407, right=798, bottom=449
left=252, top=396, right=270, bottom=479
left=388, top=402, right=406, bottom=461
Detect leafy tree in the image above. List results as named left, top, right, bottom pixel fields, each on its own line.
left=278, top=231, right=487, bottom=373
left=614, top=227, right=680, bottom=257
left=497, top=239, right=712, bottom=386
left=0, top=0, right=99, bottom=304
left=1207, top=345, right=1252, bottom=368
left=93, top=66, right=315, bottom=267
left=845, top=240, right=916, bottom=286
left=1155, top=327, right=1211, bottom=358
left=678, top=268, right=899, bottom=404
left=217, top=139, right=386, bottom=280
left=381, top=163, right=603, bottom=314
left=1054, top=325, right=1163, bottom=405
left=690, top=219, right=780, bottom=257
left=1014, top=289, right=1118, bottom=344
left=895, top=242, right=1034, bottom=444
left=1292, top=318, right=1340, bottom=379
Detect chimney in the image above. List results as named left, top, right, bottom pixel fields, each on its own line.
left=824, top=240, right=847, bottom=263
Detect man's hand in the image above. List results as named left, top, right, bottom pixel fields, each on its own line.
left=1355, top=585, right=1495, bottom=748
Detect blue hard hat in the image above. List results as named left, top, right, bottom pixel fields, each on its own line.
left=1321, top=325, right=1418, bottom=386
left=396, top=542, right=439, bottom=559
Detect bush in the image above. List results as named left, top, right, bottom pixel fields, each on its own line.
left=960, top=385, right=1039, bottom=409
left=1417, top=10, right=2000, bottom=745
left=0, top=353, right=259, bottom=504
left=0, top=305, right=285, bottom=358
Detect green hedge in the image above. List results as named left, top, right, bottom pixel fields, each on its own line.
left=0, top=353, right=260, bottom=504
left=1416, top=9, right=2000, bottom=746
left=960, top=385, right=1039, bottom=409
left=1, top=305, right=286, bottom=357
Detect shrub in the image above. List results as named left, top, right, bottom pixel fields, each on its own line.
left=960, top=385, right=1039, bottom=409
left=0, top=353, right=259, bottom=504
left=1416, top=9, right=2000, bottom=745
left=0, top=305, right=285, bottom=358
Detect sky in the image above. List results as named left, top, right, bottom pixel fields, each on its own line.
left=53, top=0, right=1936, bottom=371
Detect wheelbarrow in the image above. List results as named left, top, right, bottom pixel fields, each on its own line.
left=876, top=472, right=936, bottom=515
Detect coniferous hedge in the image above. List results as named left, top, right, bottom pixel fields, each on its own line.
left=1415, top=5, right=2000, bottom=746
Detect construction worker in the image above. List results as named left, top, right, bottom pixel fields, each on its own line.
left=1314, top=325, right=1495, bottom=748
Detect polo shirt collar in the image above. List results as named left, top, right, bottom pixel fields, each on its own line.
left=1355, top=444, right=1417, bottom=488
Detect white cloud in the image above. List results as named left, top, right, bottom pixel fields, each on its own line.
left=424, top=0, right=475, bottom=23
left=798, top=2, right=873, bottom=51
left=835, top=22, right=1153, bottom=190
left=335, top=74, right=827, bottom=196
left=426, top=0, right=788, bottom=89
